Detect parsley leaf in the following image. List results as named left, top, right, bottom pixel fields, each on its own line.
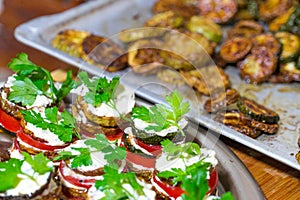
left=77, top=71, right=120, bottom=107
left=95, top=166, right=144, bottom=199
left=22, top=152, right=53, bottom=174
left=70, top=147, right=92, bottom=168
left=0, top=158, right=23, bottom=192
left=7, top=53, right=76, bottom=106
left=20, top=107, right=79, bottom=142
left=161, top=139, right=201, bottom=160
left=9, top=78, right=43, bottom=106
left=132, top=90, right=190, bottom=133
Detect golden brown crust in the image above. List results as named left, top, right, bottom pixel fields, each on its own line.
left=180, top=66, right=231, bottom=96
left=227, top=20, right=264, bottom=39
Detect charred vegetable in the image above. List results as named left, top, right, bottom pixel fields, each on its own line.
left=204, top=88, right=240, bottom=113
left=227, top=20, right=264, bottom=39
left=220, top=37, right=252, bottom=63
left=275, top=32, right=300, bottom=63
left=198, top=0, right=238, bottom=24
left=238, top=46, right=277, bottom=84
left=237, top=97, right=280, bottom=124
left=187, top=16, right=223, bottom=43
left=259, top=0, right=292, bottom=21
left=251, top=33, right=281, bottom=56
left=144, top=11, right=184, bottom=29
left=180, top=66, right=231, bottom=96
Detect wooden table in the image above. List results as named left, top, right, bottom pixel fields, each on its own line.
left=0, top=1, right=299, bottom=199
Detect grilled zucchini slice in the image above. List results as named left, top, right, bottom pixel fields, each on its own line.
left=144, top=11, right=184, bottom=29
left=227, top=20, right=264, bottom=39
left=220, top=37, right=252, bottom=63
left=187, top=16, right=223, bottom=43
left=237, top=97, right=280, bottom=124
left=259, top=0, right=292, bottom=21
left=251, top=33, right=282, bottom=56
left=238, top=46, right=278, bottom=84
left=275, top=32, right=300, bottom=63
left=269, top=6, right=295, bottom=32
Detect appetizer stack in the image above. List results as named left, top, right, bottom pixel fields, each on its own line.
left=0, top=53, right=234, bottom=200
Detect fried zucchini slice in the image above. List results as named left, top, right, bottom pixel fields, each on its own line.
left=275, top=32, right=300, bottom=63
left=81, top=34, right=128, bottom=72
left=198, top=0, right=238, bottom=24
left=187, top=16, right=223, bottom=43
left=152, top=0, right=199, bottom=19
left=251, top=33, right=281, bottom=55
left=204, top=88, right=240, bottom=113
left=280, top=62, right=300, bottom=81
left=237, top=97, right=280, bottom=124
left=157, top=69, right=185, bottom=85
left=227, top=20, right=264, bottom=39
left=51, top=29, right=90, bottom=57
left=227, top=125, right=262, bottom=139
left=144, top=11, right=184, bottom=29
left=259, top=0, right=292, bottom=21
left=160, top=31, right=213, bottom=70
left=279, top=5, right=300, bottom=36
left=180, top=66, right=231, bottom=96
left=238, top=46, right=278, bottom=84
left=215, top=109, right=279, bottom=135
left=118, top=28, right=165, bottom=43
left=268, top=6, right=295, bottom=32
left=127, top=39, right=165, bottom=75
left=220, top=37, right=252, bottom=63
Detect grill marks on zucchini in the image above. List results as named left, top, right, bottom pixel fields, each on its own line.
left=237, top=97, right=280, bottom=124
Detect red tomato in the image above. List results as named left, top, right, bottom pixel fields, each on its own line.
left=135, top=138, right=162, bottom=156
left=16, top=129, right=69, bottom=151
left=0, top=107, right=21, bottom=133
left=153, top=168, right=218, bottom=198
left=152, top=172, right=185, bottom=198
left=126, top=151, right=156, bottom=168
left=208, top=168, right=218, bottom=194
left=59, top=161, right=96, bottom=189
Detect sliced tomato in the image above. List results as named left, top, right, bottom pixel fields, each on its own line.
left=126, top=151, right=156, bottom=168
left=153, top=169, right=218, bottom=198
left=16, top=129, right=69, bottom=151
left=135, top=138, right=162, bottom=156
left=59, top=161, right=96, bottom=189
left=208, top=168, right=218, bottom=194
left=0, top=107, right=21, bottom=133
left=152, top=172, right=185, bottom=199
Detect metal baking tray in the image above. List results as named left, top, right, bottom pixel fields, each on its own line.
left=14, top=0, right=300, bottom=171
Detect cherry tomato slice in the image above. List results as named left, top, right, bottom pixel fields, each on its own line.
left=0, top=107, right=21, bottom=133
left=126, top=151, right=156, bottom=168
left=208, top=168, right=218, bottom=194
left=17, top=129, right=69, bottom=151
left=152, top=172, right=185, bottom=198
left=59, top=161, right=96, bottom=189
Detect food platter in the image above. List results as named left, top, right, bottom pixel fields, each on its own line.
left=0, top=79, right=264, bottom=200
left=14, top=0, right=300, bottom=171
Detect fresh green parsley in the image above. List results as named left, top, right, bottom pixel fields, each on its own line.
left=77, top=71, right=119, bottom=107
left=0, top=152, right=53, bottom=192
left=54, top=134, right=126, bottom=169
left=20, top=107, right=80, bottom=143
left=161, top=139, right=201, bottom=160
left=95, top=166, right=144, bottom=200
left=132, top=91, right=190, bottom=134
left=8, top=52, right=76, bottom=106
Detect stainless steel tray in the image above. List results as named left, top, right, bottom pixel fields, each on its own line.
left=14, top=0, right=300, bottom=171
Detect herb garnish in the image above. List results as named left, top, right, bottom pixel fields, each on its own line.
left=132, top=91, right=190, bottom=134
left=0, top=152, right=53, bottom=192
left=8, top=52, right=76, bottom=106
left=20, top=107, right=80, bottom=142
left=54, top=134, right=126, bottom=169
left=95, top=166, right=144, bottom=200
left=77, top=71, right=119, bottom=108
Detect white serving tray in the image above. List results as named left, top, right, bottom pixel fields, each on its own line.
left=14, top=0, right=300, bottom=171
